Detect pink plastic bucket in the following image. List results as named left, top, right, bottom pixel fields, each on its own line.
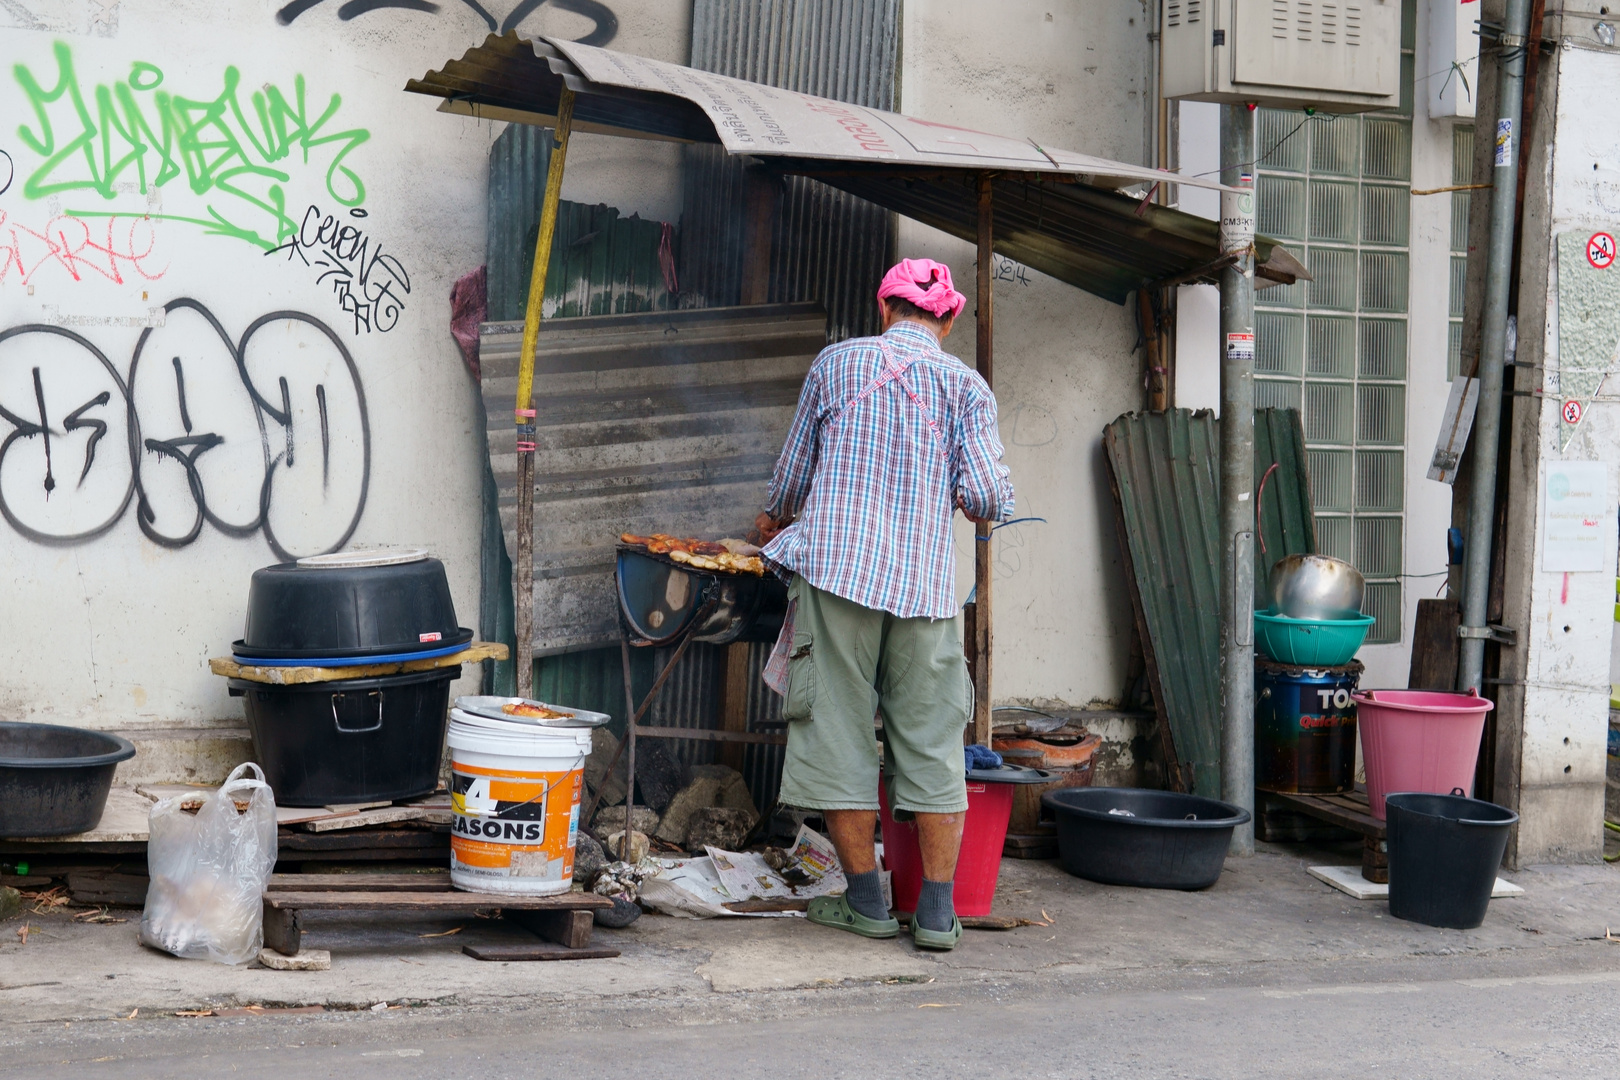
left=1353, top=690, right=1494, bottom=819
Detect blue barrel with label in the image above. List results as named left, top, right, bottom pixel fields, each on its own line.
left=1254, top=659, right=1363, bottom=793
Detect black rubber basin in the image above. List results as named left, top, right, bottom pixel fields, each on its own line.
left=1387, top=791, right=1518, bottom=929
left=229, top=667, right=455, bottom=806
left=0, top=722, right=136, bottom=837
left=236, top=556, right=468, bottom=660
left=1043, top=787, right=1251, bottom=890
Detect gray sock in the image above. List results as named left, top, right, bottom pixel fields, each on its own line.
left=914, top=878, right=955, bottom=933
left=843, top=869, right=888, bottom=920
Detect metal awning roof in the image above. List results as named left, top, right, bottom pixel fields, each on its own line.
left=405, top=34, right=1306, bottom=304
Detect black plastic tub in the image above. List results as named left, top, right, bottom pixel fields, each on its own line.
left=1043, top=787, right=1251, bottom=890
left=1386, top=790, right=1518, bottom=929
left=229, top=667, right=455, bottom=806
left=235, top=552, right=468, bottom=660
left=0, top=722, right=136, bottom=837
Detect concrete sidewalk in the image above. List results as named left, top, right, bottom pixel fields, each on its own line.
left=3, top=840, right=1619, bottom=1026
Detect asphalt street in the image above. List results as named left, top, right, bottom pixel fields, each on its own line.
left=7, top=956, right=1620, bottom=1079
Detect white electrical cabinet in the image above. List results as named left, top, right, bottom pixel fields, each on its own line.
left=1162, top=0, right=1403, bottom=112
left=1427, top=0, right=1479, bottom=118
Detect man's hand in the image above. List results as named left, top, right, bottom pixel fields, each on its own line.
left=956, top=494, right=991, bottom=526
left=750, top=512, right=788, bottom=545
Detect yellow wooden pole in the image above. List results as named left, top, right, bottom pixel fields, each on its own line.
left=513, top=87, right=576, bottom=697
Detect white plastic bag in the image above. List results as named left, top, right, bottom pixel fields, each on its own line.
left=140, top=763, right=278, bottom=964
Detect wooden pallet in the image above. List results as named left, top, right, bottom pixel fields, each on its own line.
left=262, top=873, right=618, bottom=962
left=1263, top=789, right=1388, bottom=883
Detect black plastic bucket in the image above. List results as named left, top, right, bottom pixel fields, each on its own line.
left=1386, top=790, right=1518, bottom=929
left=229, top=667, right=455, bottom=806
left=1043, top=787, right=1251, bottom=890
left=0, top=722, right=137, bottom=836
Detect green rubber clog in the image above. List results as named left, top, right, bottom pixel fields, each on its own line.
left=806, top=893, right=900, bottom=939
left=909, top=915, right=963, bottom=951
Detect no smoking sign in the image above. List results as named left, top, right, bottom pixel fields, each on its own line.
left=1589, top=231, right=1617, bottom=270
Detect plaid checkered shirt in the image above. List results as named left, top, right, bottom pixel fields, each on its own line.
left=760, top=320, right=1015, bottom=620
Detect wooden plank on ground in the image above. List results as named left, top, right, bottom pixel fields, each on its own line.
left=267, top=873, right=454, bottom=892
left=263, top=890, right=610, bottom=912
left=274, top=828, right=449, bottom=853
left=462, top=942, right=620, bottom=962
left=300, top=806, right=454, bottom=832
left=506, top=907, right=594, bottom=948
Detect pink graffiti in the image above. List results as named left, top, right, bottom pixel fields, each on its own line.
left=0, top=211, right=168, bottom=286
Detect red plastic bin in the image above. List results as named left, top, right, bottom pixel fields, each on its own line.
left=878, top=776, right=1014, bottom=917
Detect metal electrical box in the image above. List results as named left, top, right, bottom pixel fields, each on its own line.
left=1162, top=0, right=1403, bottom=112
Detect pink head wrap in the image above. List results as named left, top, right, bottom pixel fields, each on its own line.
left=877, top=258, right=966, bottom=320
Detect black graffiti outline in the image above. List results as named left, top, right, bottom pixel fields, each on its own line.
left=0, top=148, right=13, bottom=197
left=0, top=300, right=370, bottom=560
left=275, top=0, right=618, bottom=43
left=0, top=325, right=135, bottom=544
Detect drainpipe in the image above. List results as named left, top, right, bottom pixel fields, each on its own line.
left=1458, top=0, right=1534, bottom=694
left=1219, top=104, right=1256, bottom=855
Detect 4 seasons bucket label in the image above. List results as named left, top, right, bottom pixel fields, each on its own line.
left=449, top=761, right=582, bottom=884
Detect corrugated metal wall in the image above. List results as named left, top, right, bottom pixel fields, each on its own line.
left=682, top=0, right=899, bottom=341
left=479, top=303, right=825, bottom=654
left=487, top=123, right=554, bottom=322
left=1104, top=408, right=1317, bottom=795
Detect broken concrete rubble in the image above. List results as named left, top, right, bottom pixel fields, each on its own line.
left=654, top=764, right=760, bottom=845
left=591, top=805, right=660, bottom=843
left=685, top=806, right=757, bottom=851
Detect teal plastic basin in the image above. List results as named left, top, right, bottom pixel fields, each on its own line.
left=1253, top=611, right=1375, bottom=666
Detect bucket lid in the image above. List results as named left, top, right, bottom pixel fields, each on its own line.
left=296, top=548, right=429, bottom=569
left=449, top=709, right=598, bottom=744
left=453, top=696, right=611, bottom=728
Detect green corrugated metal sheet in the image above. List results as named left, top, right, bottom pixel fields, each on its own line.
left=1104, top=408, right=1315, bottom=795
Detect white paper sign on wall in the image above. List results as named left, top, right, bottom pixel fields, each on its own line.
left=1541, top=460, right=1610, bottom=572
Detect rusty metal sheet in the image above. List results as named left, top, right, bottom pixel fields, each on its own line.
left=479, top=303, right=826, bottom=655
left=1104, top=408, right=1315, bottom=795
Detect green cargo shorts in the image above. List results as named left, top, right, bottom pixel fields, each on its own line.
left=776, top=576, right=971, bottom=815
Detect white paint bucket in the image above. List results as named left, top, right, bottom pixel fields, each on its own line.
left=445, top=708, right=593, bottom=895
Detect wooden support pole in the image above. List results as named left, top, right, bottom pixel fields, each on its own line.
left=512, top=88, right=577, bottom=697
left=719, top=641, right=752, bottom=770
left=973, top=174, right=994, bottom=747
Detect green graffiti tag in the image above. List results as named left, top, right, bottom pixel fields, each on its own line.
left=12, top=42, right=370, bottom=250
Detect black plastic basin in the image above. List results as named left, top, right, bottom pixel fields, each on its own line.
left=1043, top=787, right=1250, bottom=890
left=229, top=667, right=455, bottom=806
left=236, top=555, right=468, bottom=660
left=0, top=722, right=137, bottom=837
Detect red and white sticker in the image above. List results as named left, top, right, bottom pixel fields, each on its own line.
left=1562, top=399, right=1584, bottom=425
left=419, top=631, right=443, bottom=642
left=1587, top=232, right=1616, bottom=270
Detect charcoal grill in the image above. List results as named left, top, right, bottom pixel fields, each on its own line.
left=615, top=546, right=788, bottom=646
left=593, top=545, right=791, bottom=858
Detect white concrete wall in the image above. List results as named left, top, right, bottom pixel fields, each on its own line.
left=903, top=0, right=1152, bottom=710
left=0, top=0, right=686, bottom=776
left=1514, top=42, right=1620, bottom=861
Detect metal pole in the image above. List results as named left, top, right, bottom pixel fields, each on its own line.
left=512, top=88, right=577, bottom=698
left=1218, top=104, right=1256, bottom=855
left=1458, top=0, right=1534, bottom=694
left=973, top=174, right=995, bottom=747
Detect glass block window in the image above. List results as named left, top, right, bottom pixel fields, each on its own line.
left=1448, top=125, right=1474, bottom=380
left=1256, top=106, right=1413, bottom=644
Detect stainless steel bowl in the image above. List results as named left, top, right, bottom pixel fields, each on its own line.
left=1269, top=554, right=1365, bottom=620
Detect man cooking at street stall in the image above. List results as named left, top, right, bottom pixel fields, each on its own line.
left=754, top=258, right=1015, bottom=951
